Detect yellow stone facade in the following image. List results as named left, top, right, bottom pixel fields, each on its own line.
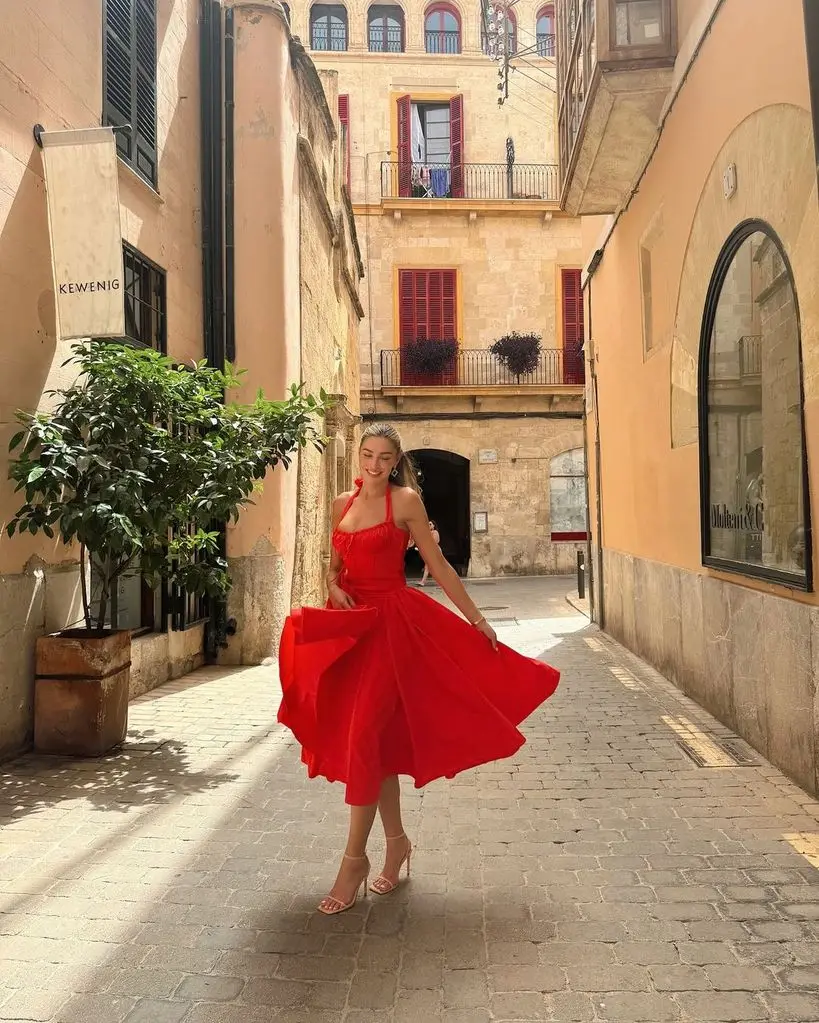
left=297, top=0, right=588, bottom=577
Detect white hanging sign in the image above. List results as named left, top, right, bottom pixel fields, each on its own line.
left=40, top=127, right=125, bottom=340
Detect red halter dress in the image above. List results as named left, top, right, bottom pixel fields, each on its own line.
left=277, top=481, right=560, bottom=805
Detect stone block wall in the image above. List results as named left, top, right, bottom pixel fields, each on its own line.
left=394, top=412, right=586, bottom=577
left=360, top=211, right=584, bottom=389
left=295, top=0, right=559, bottom=202
left=603, top=548, right=819, bottom=796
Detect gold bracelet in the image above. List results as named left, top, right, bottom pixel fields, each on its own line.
left=470, top=615, right=486, bottom=627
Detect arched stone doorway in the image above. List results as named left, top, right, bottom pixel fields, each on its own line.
left=408, top=449, right=471, bottom=576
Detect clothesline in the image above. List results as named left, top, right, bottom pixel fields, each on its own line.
left=411, top=164, right=451, bottom=198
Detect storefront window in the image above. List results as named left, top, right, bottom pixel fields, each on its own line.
left=699, top=222, right=811, bottom=589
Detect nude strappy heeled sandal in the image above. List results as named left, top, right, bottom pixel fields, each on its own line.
left=370, top=834, right=412, bottom=895
left=317, top=854, right=370, bottom=915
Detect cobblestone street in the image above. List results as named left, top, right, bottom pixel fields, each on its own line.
left=4, top=578, right=819, bottom=1022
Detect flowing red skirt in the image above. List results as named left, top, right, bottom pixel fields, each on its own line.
left=277, top=586, right=560, bottom=805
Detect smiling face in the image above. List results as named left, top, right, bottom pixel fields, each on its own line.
left=359, top=435, right=400, bottom=483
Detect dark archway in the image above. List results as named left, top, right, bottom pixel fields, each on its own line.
left=407, top=449, right=471, bottom=577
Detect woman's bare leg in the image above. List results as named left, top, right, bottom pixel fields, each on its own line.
left=374, top=775, right=411, bottom=886
left=420, top=564, right=429, bottom=586
left=319, top=802, right=377, bottom=912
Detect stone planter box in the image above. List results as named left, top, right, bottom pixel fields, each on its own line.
left=34, top=630, right=131, bottom=756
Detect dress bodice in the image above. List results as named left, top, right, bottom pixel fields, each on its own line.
left=332, top=480, right=409, bottom=597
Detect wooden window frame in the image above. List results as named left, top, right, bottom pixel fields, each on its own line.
left=310, top=4, right=348, bottom=51
left=396, top=94, right=465, bottom=198
left=368, top=4, right=405, bottom=52
left=103, top=0, right=158, bottom=188
left=560, top=267, right=585, bottom=385
left=536, top=3, right=556, bottom=56
left=122, top=242, right=167, bottom=353
left=424, top=3, right=462, bottom=53
left=338, top=95, right=351, bottom=193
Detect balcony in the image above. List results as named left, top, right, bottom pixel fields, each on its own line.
left=380, top=347, right=584, bottom=390
left=381, top=162, right=559, bottom=201
left=558, top=0, right=677, bottom=216
left=425, top=30, right=461, bottom=53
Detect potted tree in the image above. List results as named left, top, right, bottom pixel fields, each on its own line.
left=490, top=331, right=542, bottom=381
left=6, top=341, right=326, bottom=756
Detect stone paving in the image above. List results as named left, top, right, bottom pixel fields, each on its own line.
left=3, top=577, right=819, bottom=1021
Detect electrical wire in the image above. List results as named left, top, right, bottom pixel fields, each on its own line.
left=510, top=66, right=555, bottom=94
left=512, top=53, right=557, bottom=80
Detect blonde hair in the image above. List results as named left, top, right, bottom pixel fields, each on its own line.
left=360, top=422, right=420, bottom=492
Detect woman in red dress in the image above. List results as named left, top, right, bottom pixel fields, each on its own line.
left=278, top=424, right=560, bottom=915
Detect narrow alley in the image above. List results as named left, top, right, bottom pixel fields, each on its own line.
left=2, top=578, right=819, bottom=1023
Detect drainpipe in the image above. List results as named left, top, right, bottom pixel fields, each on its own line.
left=199, top=0, right=229, bottom=661
left=583, top=249, right=604, bottom=630
left=224, top=6, right=236, bottom=362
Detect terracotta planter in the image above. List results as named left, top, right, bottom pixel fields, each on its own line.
left=34, top=630, right=131, bottom=756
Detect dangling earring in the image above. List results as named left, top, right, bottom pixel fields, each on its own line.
left=390, top=467, right=399, bottom=480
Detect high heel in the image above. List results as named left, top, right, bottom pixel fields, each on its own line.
left=317, top=854, right=370, bottom=915
left=370, top=834, right=412, bottom=895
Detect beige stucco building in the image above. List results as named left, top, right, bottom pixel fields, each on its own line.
left=565, top=0, right=819, bottom=793
left=0, top=0, right=361, bottom=758
left=291, top=0, right=589, bottom=578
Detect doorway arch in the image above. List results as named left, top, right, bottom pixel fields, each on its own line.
left=407, top=449, right=471, bottom=576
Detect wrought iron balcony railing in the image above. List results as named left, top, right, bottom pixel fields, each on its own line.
left=381, top=161, right=559, bottom=201
left=425, top=30, right=461, bottom=53
left=380, top=347, right=584, bottom=388
left=311, top=25, right=348, bottom=51
left=536, top=32, right=556, bottom=56
left=369, top=26, right=404, bottom=51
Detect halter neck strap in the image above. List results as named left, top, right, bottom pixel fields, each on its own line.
left=343, top=479, right=393, bottom=526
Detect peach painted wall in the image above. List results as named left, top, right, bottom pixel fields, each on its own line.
left=0, top=0, right=203, bottom=578
left=0, top=0, right=203, bottom=753
left=228, top=0, right=300, bottom=561
left=586, top=0, right=818, bottom=605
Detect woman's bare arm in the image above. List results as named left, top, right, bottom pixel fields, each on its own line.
left=395, top=489, right=497, bottom=648
left=327, top=494, right=355, bottom=609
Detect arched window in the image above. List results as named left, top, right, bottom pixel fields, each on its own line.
left=505, top=8, right=517, bottom=54
left=698, top=221, right=811, bottom=589
left=310, top=4, right=348, bottom=51
left=368, top=4, right=405, bottom=51
left=425, top=3, right=461, bottom=54
left=550, top=448, right=588, bottom=542
left=536, top=3, right=555, bottom=56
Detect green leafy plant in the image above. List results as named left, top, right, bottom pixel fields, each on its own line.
left=490, top=331, right=542, bottom=379
left=7, top=341, right=328, bottom=632
left=402, top=338, right=458, bottom=377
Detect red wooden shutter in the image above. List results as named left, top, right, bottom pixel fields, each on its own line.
left=561, top=268, right=585, bottom=385
left=398, top=270, right=417, bottom=346
left=449, top=94, right=464, bottom=198
left=398, top=269, right=458, bottom=384
left=441, top=269, right=457, bottom=339
left=338, top=95, right=350, bottom=192
left=397, top=95, right=412, bottom=197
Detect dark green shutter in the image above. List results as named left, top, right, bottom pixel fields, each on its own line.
left=103, top=0, right=157, bottom=187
